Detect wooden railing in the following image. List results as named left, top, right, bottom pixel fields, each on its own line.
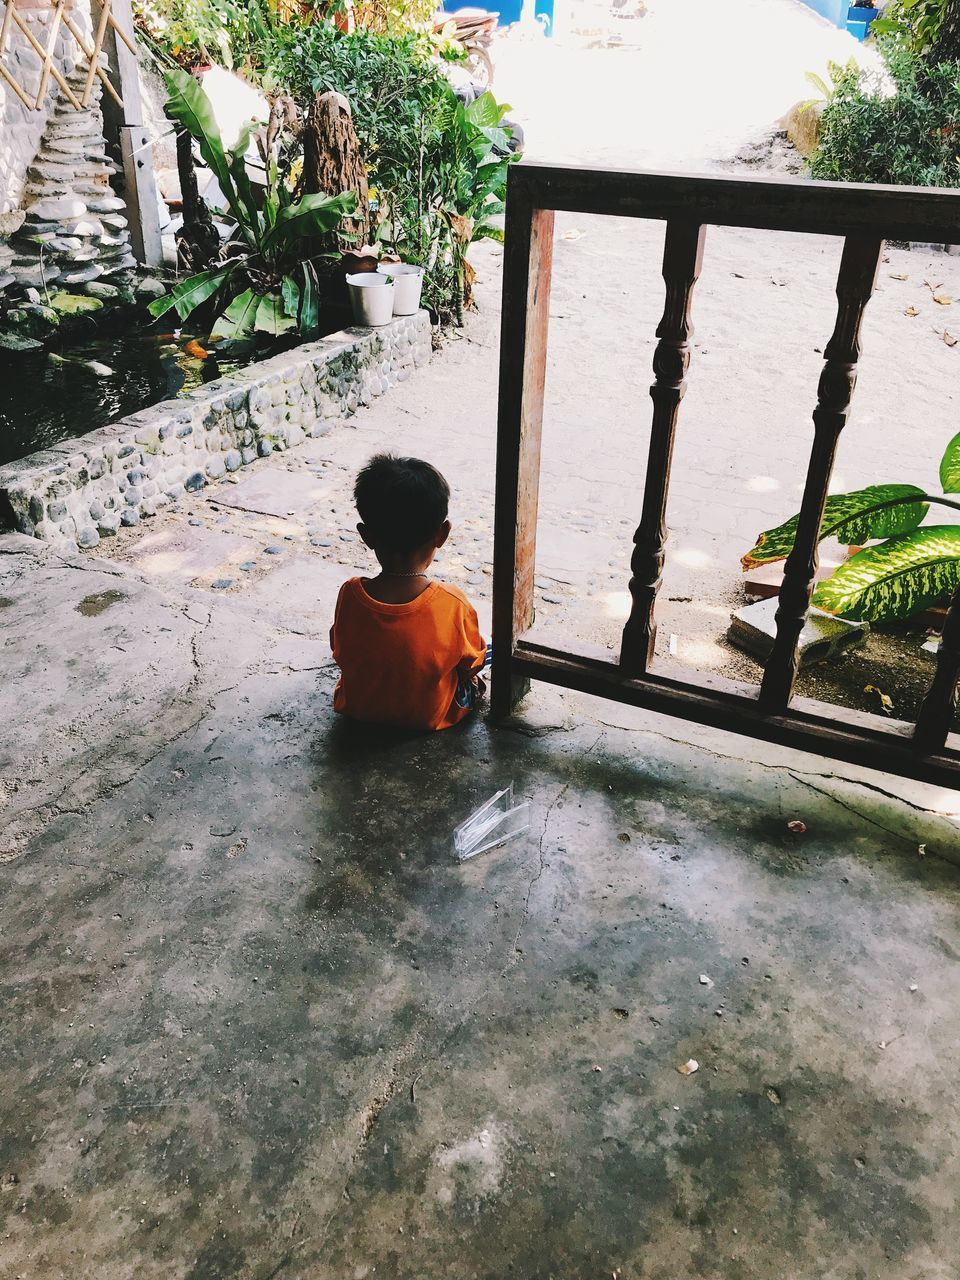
left=491, top=162, right=960, bottom=789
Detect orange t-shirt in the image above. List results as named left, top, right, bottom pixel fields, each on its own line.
left=330, top=577, right=487, bottom=730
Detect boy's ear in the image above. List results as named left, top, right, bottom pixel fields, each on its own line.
left=357, top=522, right=374, bottom=549
left=435, top=520, right=451, bottom=549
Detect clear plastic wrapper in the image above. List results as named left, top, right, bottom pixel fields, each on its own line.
left=453, top=783, right=530, bottom=862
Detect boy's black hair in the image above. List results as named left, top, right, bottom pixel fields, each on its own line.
left=354, top=453, right=450, bottom=554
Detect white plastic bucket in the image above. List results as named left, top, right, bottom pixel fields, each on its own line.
left=377, top=262, right=425, bottom=316
left=346, top=272, right=395, bottom=327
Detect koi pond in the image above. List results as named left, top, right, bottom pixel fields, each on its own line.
left=0, top=331, right=250, bottom=469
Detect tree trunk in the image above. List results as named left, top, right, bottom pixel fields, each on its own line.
left=930, top=0, right=960, bottom=63
left=173, top=121, right=220, bottom=274
left=301, top=90, right=370, bottom=252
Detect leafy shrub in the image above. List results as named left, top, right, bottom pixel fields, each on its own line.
left=807, top=43, right=960, bottom=186
left=871, top=0, right=950, bottom=57
left=263, top=25, right=517, bottom=322
left=149, top=69, right=355, bottom=339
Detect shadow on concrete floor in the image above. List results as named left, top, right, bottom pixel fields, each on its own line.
left=2, top=651, right=960, bottom=1279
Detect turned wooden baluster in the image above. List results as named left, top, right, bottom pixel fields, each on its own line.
left=620, top=220, right=706, bottom=676
left=759, top=234, right=884, bottom=711
left=914, top=584, right=960, bottom=752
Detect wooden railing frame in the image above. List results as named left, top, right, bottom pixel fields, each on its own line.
left=491, top=162, right=960, bottom=790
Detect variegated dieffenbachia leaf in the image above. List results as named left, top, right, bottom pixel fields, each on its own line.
left=742, top=484, right=929, bottom=571
left=812, top=525, right=960, bottom=621
left=939, top=430, right=960, bottom=493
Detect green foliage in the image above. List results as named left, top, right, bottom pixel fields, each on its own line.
left=871, top=0, right=949, bottom=57
left=742, top=484, right=930, bottom=569
left=264, top=25, right=517, bottom=323
left=807, top=43, right=960, bottom=186
left=744, top=436, right=960, bottom=623
left=149, top=68, right=355, bottom=338
left=813, top=526, right=960, bottom=620
left=939, top=428, right=960, bottom=491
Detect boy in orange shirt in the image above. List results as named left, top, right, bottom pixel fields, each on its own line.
left=330, top=454, right=490, bottom=730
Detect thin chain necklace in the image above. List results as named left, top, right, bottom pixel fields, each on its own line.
left=379, top=569, right=429, bottom=578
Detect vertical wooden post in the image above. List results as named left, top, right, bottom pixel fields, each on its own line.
left=759, top=234, right=883, bottom=710
left=92, top=0, right=163, bottom=267
left=490, top=186, right=555, bottom=720
left=914, top=586, right=960, bottom=752
left=620, top=220, right=705, bottom=675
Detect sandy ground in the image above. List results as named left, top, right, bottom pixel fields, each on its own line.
left=494, top=0, right=884, bottom=171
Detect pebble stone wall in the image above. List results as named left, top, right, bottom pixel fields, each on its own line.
left=0, top=312, right=431, bottom=551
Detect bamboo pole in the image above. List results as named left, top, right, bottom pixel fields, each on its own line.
left=9, top=4, right=81, bottom=108
left=81, top=0, right=110, bottom=105
left=0, top=59, right=37, bottom=110
left=60, top=6, right=123, bottom=109
left=33, top=0, right=64, bottom=108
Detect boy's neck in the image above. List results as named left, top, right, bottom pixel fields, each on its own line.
left=362, top=568, right=433, bottom=605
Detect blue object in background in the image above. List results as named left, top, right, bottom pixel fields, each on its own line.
left=846, top=3, right=879, bottom=38
left=796, top=0, right=846, bottom=26
left=442, top=0, right=521, bottom=23
left=441, top=0, right=554, bottom=33
left=535, top=0, right=555, bottom=33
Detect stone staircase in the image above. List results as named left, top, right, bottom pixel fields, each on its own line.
left=7, top=62, right=136, bottom=292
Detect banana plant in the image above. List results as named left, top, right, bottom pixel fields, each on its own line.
left=149, top=67, right=356, bottom=340
left=742, top=432, right=960, bottom=622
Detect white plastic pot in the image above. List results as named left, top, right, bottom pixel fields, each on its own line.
left=377, top=262, right=425, bottom=316
left=346, top=272, right=395, bottom=327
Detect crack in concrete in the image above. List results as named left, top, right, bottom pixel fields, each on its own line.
left=788, top=772, right=921, bottom=848
left=505, top=779, right=572, bottom=972
left=1, top=605, right=240, bottom=863
left=597, top=717, right=953, bottom=826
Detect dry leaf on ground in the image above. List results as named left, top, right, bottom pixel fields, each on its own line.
left=904, top=306, right=920, bottom=317
left=934, top=294, right=953, bottom=306
left=864, top=683, right=894, bottom=713
left=889, top=272, right=909, bottom=281
left=942, top=330, right=959, bottom=348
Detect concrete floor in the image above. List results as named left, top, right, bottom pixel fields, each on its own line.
left=3, top=524, right=960, bottom=1279
left=5, top=1, right=960, bottom=1272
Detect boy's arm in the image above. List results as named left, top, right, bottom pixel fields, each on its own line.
left=330, top=584, right=345, bottom=662
left=457, top=601, right=487, bottom=675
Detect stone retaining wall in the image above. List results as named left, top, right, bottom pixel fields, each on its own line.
left=0, top=311, right=431, bottom=550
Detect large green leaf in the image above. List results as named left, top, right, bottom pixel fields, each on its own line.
left=742, top=484, right=929, bottom=570
left=281, top=275, right=301, bottom=319
left=940, top=430, right=960, bottom=493
left=225, top=118, right=263, bottom=248
left=464, top=91, right=507, bottom=129
left=210, top=288, right=260, bottom=340
left=147, top=264, right=235, bottom=321
left=812, top=525, right=960, bottom=620
left=163, top=68, right=238, bottom=218
left=254, top=292, right=297, bottom=336
left=268, top=191, right=358, bottom=249
left=299, top=261, right=319, bottom=335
